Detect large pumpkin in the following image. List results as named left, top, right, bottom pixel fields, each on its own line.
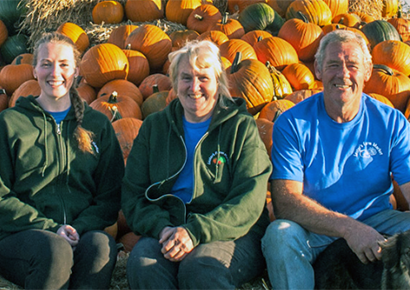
left=125, top=24, right=172, bottom=72
left=372, top=40, right=410, bottom=77
left=361, top=20, right=401, bottom=50
left=141, top=86, right=169, bottom=119
left=169, top=29, right=200, bottom=49
left=107, top=24, right=139, bottom=49
left=254, top=36, right=299, bottom=70
left=92, top=0, right=124, bottom=24
left=80, top=43, right=129, bottom=89
left=9, top=79, right=41, bottom=107
left=208, top=12, right=245, bottom=39
left=125, top=0, right=164, bottom=22
left=90, top=91, right=142, bottom=121
left=112, top=117, right=143, bottom=163
left=238, top=2, right=282, bottom=33
left=241, top=30, right=273, bottom=47
left=284, top=88, right=321, bottom=104
left=139, top=73, right=172, bottom=100
left=219, top=39, right=257, bottom=64
left=196, top=30, right=229, bottom=46
left=286, top=0, right=332, bottom=27
left=266, top=0, right=294, bottom=18
left=227, top=0, right=265, bottom=14
left=282, top=62, right=316, bottom=91
left=0, top=63, right=34, bottom=96
left=57, top=22, right=90, bottom=53
left=388, top=9, right=410, bottom=42
left=122, top=45, right=150, bottom=87
left=0, top=33, right=28, bottom=64
left=227, top=52, right=274, bottom=115
left=278, top=13, right=323, bottom=62
left=165, top=0, right=202, bottom=26
left=322, top=0, right=348, bottom=19
left=363, top=64, right=410, bottom=113
left=186, top=4, right=222, bottom=34
left=98, top=79, right=144, bottom=107
left=258, top=99, right=295, bottom=122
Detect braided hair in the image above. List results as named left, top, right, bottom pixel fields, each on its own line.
left=33, top=32, right=94, bottom=154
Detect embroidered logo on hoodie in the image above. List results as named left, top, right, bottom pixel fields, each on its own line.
left=207, top=151, right=229, bottom=165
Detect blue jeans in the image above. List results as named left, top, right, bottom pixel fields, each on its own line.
left=127, top=230, right=265, bottom=289
left=261, top=209, right=410, bottom=290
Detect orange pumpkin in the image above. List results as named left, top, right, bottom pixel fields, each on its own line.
left=208, top=12, right=245, bottom=39
left=122, top=45, right=150, bottom=87
left=227, top=0, right=265, bottom=14
left=0, top=63, right=34, bottom=96
left=112, top=117, right=143, bottom=163
left=92, top=0, right=124, bottom=24
left=254, top=36, right=299, bottom=70
left=241, top=30, right=273, bottom=47
left=286, top=0, right=332, bottom=27
left=57, top=22, right=90, bottom=53
left=125, top=0, right=164, bottom=22
left=196, top=30, right=229, bottom=46
left=77, top=82, right=97, bottom=105
left=364, top=65, right=410, bottom=113
left=278, top=14, right=324, bottom=62
left=266, top=0, right=294, bottom=17
left=227, top=52, right=274, bottom=115
left=80, top=43, right=129, bottom=89
left=258, top=99, right=295, bottom=122
left=9, top=79, right=40, bottom=107
left=332, top=13, right=361, bottom=27
left=388, top=9, right=410, bottom=42
left=98, top=79, right=144, bottom=107
left=372, top=40, right=410, bottom=77
left=322, top=0, right=348, bottom=19
left=187, top=4, right=222, bottom=34
left=219, top=38, right=257, bottom=63
left=11, top=53, right=33, bottom=65
left=282, top=62, right=316, bottom=91
left=107, top=24, right=138, bottom=49
left=139, top=73, right=172, bottom=100
left=126, top=24, right=172, bottom=72
left=255, top=118, right=274, bottom=157
left=165, top=0, right=202, bottom=26
left=169, top=29, right=200, bottom=49
left=118, top=232, right=141, bottom=253
left=284, top=88, right=321, bottom=104
left=90, top=91, right=142, bottom=121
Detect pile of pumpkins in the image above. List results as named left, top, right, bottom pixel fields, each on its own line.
left=1, top=0, right=410, bottom=251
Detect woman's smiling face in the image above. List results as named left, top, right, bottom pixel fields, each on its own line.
left=176, top=55, right=219, bottom=123
left=33, top=42, right=78, bottom=103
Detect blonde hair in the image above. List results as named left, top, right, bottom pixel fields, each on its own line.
left=168, top=40, right=233, bottom=107
left=33, top=32, right=94, bottom=154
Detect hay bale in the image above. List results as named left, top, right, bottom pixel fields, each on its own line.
left=17, top=0, right=388, bottom=52
left=348, top=0, right=383, bottom=20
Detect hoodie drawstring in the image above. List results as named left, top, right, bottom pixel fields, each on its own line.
left=41, top=114, right=48, bottom=177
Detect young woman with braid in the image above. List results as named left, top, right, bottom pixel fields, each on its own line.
left=0, top=32, right=124, bottom=289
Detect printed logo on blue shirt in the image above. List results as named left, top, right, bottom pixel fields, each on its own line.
left=353, top=142, right=383, bottom=158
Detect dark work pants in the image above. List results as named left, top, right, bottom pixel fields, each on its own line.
left=127, top=230, right=266, bottom=290
left=0, top=229, right=117, bottom=290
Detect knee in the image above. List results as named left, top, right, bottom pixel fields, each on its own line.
left=35, top=232, right=73, bottom=271
left=262, top=219, right=307, bottom=256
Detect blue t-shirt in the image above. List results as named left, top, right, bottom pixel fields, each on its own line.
left=271, top=92, right=410, bottom=221
left=48, top=107, right=71, bottom=124
left=171, top=116, right=211, bottom=203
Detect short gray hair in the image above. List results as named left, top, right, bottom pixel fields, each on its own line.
left=315, top=30, right=372, bottom=70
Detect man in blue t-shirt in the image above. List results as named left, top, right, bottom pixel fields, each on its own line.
left=262, top=29, right=410, bottom=289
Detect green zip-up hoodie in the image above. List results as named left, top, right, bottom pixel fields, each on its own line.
left=0, top=95, right=124, bottom=240
left=122, top=97, right=272, bottom=247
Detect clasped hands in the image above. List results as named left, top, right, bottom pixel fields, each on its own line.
left=57, top=224, right=79, bottom=250
left=159, top=226, right=194, bottom=262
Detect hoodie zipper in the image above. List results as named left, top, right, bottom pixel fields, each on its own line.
left=54, top=119, right=68, bottom=225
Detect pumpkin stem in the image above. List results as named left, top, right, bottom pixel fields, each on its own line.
left=15, top=55, right=23, bottom=65
left=230, top=52, right=242, bottom=74
left=75, top=75, right=83, bottom=88
left=373, top=64, right=394, bottom=76
left=297, top=11, right=309, bottom=23
left=108, top=91, right=119, bottom=103
left=257, top=36, right=263, bottom=42
left=152, top=84, right=159, bottom=94
left=222, top=12, right=229, bottom=25
left=109, top=105, right=122, bottom=122
left=272, top=109, right=282, bottom=123
left=125, top=43, right=132, bottom=50
left=0, top=89, right=6, bottom=95
left=194, top=14, right=204, bottom=21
